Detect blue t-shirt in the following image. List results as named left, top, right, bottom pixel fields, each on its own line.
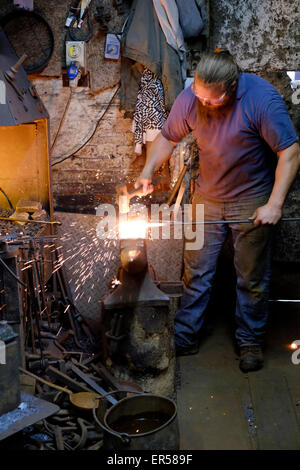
left=162, top=73, right=299, bottom=201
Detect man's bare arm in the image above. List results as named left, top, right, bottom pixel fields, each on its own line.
left=251, top=142, right=300, bottom=225
left=134, top=132, right=176, bottom=194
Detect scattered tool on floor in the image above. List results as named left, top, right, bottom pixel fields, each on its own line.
left=19, top=367, right=116, bottom=409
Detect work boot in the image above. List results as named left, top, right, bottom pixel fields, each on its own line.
left=175, top=342, right=199, bottom=357
left=239, top=345, right=264, bottom=372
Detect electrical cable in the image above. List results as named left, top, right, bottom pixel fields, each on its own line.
left=51, top=83, right=120, bottom=167
left=50, top=88, right=73, bottom=154
left=0, top=256, right=26, bottom=288
left=0, top=188, right=15, bottom=216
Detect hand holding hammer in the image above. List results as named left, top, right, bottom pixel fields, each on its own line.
left=116, top=177, right=161, bottom=214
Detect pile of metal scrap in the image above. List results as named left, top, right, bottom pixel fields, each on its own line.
left=16, top=352, right=142, bottom=450
left=0, top=208, right=49, bottom=238
left=0, top=233, right=137, bottom=450
left=18, top=358, right=113, bottom=451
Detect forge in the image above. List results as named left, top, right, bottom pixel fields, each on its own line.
left=0, top=27, right=58, bottom=433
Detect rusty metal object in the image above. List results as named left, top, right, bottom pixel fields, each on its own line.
left=5, top=53, right=28, bottom=81
left=54, top=425, right=65, bottom=450
left=46, top=365, right=91, bottom=393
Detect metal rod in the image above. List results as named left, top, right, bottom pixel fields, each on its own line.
left=0, top=216, right=61, bottom=225
left=11, top=53, right=28, bottom=75
left=166, top=217, right=300, bottom=225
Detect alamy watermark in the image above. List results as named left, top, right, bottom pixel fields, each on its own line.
left=291, top=340, right=300, bottom=365
left=0, top=340, right=5, bottom=365
left=0, top=80, right=6, bottom=105
left=96, top=202, right=205, bottom=250
left=292, top=85, right=300, bottom=105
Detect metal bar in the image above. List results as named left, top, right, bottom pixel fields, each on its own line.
left=70, top=363, right=117, bottom=405
left=167, top=217, right=300, bottom=225
left=0, top=216, right=61, bottom=225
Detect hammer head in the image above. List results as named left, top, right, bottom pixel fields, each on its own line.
left=116, top=184, right=144, bottom=214
left=116, top=185, right=130, bottom=214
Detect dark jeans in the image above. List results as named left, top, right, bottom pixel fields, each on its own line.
left=175, top=192, right=273, bottom=348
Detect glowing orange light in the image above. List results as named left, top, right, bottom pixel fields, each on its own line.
left=119, top=219, right=148, bottom=239
left=290, top=342, right=299, bottom=350
left=111, top=277, right=121, bottom=287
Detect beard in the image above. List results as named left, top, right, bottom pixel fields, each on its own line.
left=196, top=89, right=236, bottom=125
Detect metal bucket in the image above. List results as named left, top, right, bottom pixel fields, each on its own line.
left=93, top=391, right=180, bottom=450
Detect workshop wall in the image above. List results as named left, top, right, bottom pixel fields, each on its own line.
left=209, top=0, right=299, bottom=72
left=1, top=0, right=299, bottom=318
left=1, top=0, right=298, bottom=215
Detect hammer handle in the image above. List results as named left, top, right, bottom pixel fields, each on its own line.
left=167, top=165, right=189, bottom=206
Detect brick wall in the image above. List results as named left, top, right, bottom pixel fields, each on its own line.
left=32, top=77, right=142, bottom=213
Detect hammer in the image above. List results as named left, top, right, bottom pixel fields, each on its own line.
left=116, top=177, right=161, bottom=214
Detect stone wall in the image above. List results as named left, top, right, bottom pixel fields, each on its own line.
left=209, top=0, right=300, bottom=72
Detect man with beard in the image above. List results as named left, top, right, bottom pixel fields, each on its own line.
left=135, top=51, right=300, bottom=372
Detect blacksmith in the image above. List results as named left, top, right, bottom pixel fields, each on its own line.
left=135, top=51, right=300, bottom=372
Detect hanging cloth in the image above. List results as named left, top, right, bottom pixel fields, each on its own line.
left=152, top=0, right=186, bottom=80
left=120, top=0, right=184, bottom=116
left=175, top=0, right=208, bottom=38
left=132, top=68, right=168, bottom=155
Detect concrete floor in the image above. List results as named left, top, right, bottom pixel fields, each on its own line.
left=176, top=301, right=300, bottom=450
